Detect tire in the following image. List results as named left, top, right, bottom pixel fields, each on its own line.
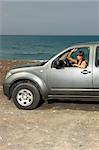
left=12, top=82, right=40, bottom=110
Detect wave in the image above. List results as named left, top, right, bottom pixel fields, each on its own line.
left=22, top=51, right=51, bottom=55
left=0, top=50, right=52, bottom=55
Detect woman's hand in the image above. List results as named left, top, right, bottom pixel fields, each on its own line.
left=73, top=61, right=87, bottom=69
left=71, top=48, right=78, bottom=53
left=73, top=64, right=77, bottom=67
left=66, top=48, right=78, bottom=64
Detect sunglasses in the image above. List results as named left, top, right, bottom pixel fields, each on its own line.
left=77, top=54, right=84, bottom=56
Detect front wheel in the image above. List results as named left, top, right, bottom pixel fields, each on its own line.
left=12, top=83, right=40, bottom=110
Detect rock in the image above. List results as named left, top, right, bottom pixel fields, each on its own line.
left=0, top=136, right=3, bottom=140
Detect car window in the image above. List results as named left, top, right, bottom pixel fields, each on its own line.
left=71, top=47, right=89, bottom=64
left=95, top=46, right=99, bottom=67
left=52, top=47, right=90, bottom=69
left=60, top=47, right=90, bottom=65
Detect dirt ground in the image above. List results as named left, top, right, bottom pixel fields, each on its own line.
left=1, top=60, right=99, bottom=150
left=0, top=86, right=99, bottom=150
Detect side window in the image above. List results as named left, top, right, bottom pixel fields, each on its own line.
left=95, top=46, right=99, bottom=67
left=52, top=47, right=90, bottom=69
left=71, top=47, right=89, bottom=65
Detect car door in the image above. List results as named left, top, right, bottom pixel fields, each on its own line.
left=47, top=46, right=93, bottom=95
left=93, top=45, right=99, bottom=89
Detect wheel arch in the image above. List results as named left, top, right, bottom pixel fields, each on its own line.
left=8, top=72, right=48, bottom=100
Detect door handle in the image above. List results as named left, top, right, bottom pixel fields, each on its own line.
left=81, top=70, right=91, bottom=74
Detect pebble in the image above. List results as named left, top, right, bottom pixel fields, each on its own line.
left=8, top=142, right=11, bottom=146
left=53, top=110, right=56, bottom=113
left=0, top=65, right=3, bottom=69
left=3, top=118, right=7, bottom=121
left=0, top=136, right=3, bottom=140
left=35, top=125, right=39, bottom=128
left=26, top=126, right=31, bottom=130
left=10, top=112, right=14, bottom=114
left=44, top=129, right=49, bottom=133
left=72, top=138, right=76, bottom=141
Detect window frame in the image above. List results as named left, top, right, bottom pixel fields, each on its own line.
left=95, top=46, right=99, bottom=67
left=51, top=46, right=90, bottom=68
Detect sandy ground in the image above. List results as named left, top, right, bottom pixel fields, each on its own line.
left=0, top=61, right=99, bottom=150
left=1, top=87, right=99, bottom=150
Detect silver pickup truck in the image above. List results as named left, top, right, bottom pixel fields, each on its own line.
left=3, top=42, right=99, bottom=109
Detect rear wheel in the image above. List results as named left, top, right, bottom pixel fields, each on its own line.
left=12, top=83, right=40, bottom=110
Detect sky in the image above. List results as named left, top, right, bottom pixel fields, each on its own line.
left=0, top=0, right=99, bottom=35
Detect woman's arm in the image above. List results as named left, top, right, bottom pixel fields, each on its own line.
left=66, top=49, right=77, bottom=64
left=73, top=61, right=87, bottom=69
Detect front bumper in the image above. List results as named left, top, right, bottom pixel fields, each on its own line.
left=3, top=82, right=11, bottom=99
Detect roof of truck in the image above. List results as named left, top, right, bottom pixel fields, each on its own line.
left=74, top=41, right=99, bottom=46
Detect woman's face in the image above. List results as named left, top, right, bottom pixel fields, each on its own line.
left=77, top=55, right=83, bottom=60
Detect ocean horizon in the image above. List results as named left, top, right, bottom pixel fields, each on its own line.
left=0, top=35, right=99, bottom=60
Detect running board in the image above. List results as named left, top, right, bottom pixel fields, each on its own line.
left=48, top=95, right=99, bottom=99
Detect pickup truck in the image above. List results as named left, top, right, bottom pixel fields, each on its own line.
left=3, top=42, right=99, bottom=109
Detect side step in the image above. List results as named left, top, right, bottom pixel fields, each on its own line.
left=48, top=94, right=99, bottom=99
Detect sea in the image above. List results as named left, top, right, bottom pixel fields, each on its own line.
left=0, top=35, right=99, bottom=60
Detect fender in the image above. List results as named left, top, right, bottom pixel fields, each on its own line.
left=6, top=72, right=48, bottom=100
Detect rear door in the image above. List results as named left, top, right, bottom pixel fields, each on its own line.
left=93, top=45, right=99, bottom=89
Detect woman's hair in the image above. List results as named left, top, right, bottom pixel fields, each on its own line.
left=77, top=51, right=85, bottom=60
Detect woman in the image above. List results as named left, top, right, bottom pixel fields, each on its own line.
left=66, top=48, right=87, bottom=69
